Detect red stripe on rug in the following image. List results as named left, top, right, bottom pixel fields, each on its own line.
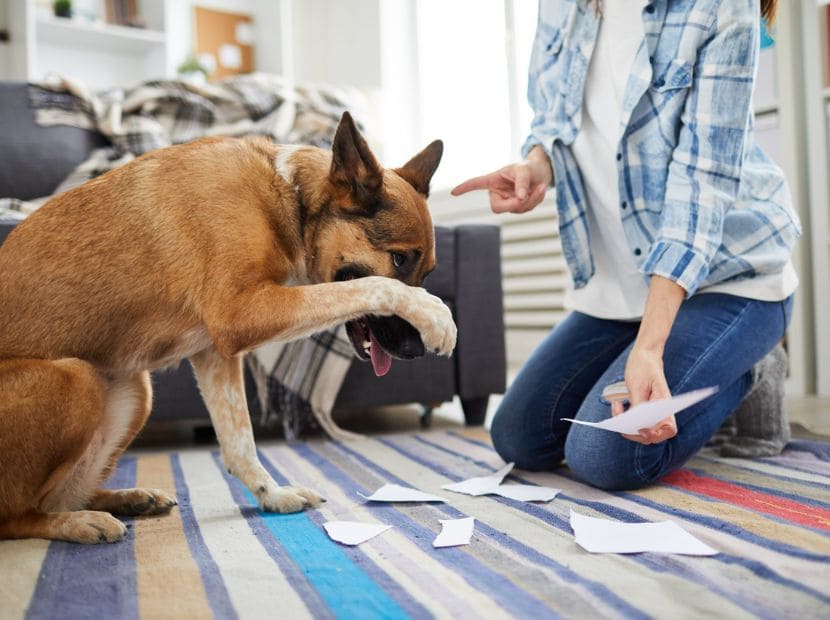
left=661, top=470, right=830, bottom=531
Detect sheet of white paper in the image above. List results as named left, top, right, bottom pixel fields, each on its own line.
left=433, top=517, right=475, bottom=548
left=493, top=485, right=560, bottom=502
left=323, top=521, right=392, bottom=546
left=442, top=463, right=514, bottom=496
left=570, top=510, right=718, bottom=555
left=359, top=484, right=446, bottom=503
left=562, top=386, right=718, bottom=435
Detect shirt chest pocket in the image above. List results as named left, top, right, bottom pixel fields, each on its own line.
left=652, top=59, right=693, bottom=92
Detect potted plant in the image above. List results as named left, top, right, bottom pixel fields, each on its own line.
left=53, top=0, right=72, bottom=19
left=177, top=55, right=211, bottom=84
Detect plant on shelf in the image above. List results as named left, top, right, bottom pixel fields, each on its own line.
left=177, top=55, right=211, bottom=84
left=53, top=0, right=72, bottom=19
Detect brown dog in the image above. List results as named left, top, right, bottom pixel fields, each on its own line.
left=0, top=112, right=455, bottom=544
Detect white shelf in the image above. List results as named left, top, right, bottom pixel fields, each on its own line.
left=754, top=102, right=779, bottom=116
left=35, top=16, right=165, bottom=54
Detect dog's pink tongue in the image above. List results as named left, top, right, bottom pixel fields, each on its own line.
left=369, top=331, right=392, bottom=377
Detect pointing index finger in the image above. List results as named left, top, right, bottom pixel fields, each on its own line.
left=451, top=175, right=493, bottom=196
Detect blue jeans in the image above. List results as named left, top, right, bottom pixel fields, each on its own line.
left=490, top=293, right=793, bottom=490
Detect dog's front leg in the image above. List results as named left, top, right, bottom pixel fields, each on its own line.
left=189, top=347, right=323, bottom=513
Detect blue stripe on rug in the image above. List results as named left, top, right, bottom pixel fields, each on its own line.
left=257, top=450, right=433, bottom=620
left=413, top=434, right=830, bottom=606
left=325, top=440, right=647, bottom=620
left=25, top=457, right=139, bottom=620
left=169, top=454, right=237, bottom=619
left=207, top=452, right=335, bottom=620
left=211, top=453, right=408, bottom=620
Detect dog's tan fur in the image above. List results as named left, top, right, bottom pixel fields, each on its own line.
left=0, top=113, right=454, bottom=543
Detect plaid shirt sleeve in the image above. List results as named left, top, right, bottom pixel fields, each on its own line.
left=641, top=2, right=759, bottom=295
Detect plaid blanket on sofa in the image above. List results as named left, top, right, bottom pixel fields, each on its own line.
left=0, top=74, right=368, bottom=440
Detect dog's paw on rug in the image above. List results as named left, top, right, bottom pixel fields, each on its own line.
left=89, top=487, right=178, bottom=516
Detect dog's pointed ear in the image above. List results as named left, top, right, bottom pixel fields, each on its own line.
left=395, top=140, right=443, bottom=197
left=329, top=111, right=382, bottom=196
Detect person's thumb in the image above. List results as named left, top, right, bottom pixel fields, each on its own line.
left=513, top=165, right=530, bottom=201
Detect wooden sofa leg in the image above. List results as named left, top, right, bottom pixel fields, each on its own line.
left=460, top=396, right=489, bottom=426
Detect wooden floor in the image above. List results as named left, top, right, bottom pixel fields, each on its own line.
left=133, top=391, right=830, bottom=448
left=333, top=393, right=830, bottom=440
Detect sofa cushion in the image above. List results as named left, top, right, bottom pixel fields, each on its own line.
left=0, top=82, right=108, bottom=201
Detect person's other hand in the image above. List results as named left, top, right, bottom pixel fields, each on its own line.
left=612, top=345, right=677, bottom=444
left=451, top=145, right=553, bottom=214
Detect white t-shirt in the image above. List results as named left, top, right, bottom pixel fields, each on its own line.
left=567, top=2, right=797, bottom=321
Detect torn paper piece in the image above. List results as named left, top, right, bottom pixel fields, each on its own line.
left=570, top=510, right=718, bottom=556
left=492, top=485, right=559, bottom=502
left=323, top=521, right=392, bottom=546
left=359, top=484, right=446, bottom=503
left=562, top=386, right=718, bottom=435
left=442, top=463, right=514, bottom=496
left=442, top=464, right=558, bottom=502
left=433, top=517, right=475, bottom=548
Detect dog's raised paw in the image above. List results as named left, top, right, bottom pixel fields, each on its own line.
left=257, top=484, right=324, bottom=513
left=399, top=288, right=457, bottom=357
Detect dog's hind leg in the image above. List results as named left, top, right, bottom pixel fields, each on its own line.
left=85, top=372, right=177, bottom=517
left=0, top=358, right=127, bottom=543
left=189, top=347, right=324, bottom=513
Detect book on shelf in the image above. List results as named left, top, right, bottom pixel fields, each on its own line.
left=104, top=0, right=146, bottom=29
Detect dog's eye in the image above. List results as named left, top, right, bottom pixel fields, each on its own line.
left=391, top=252, right=407, bottom=269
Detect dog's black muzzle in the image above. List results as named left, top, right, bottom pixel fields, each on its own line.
left=335, top=265, right=426, bottom=365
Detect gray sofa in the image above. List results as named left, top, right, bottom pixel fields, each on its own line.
left=0, top=81, right=506, bottom=429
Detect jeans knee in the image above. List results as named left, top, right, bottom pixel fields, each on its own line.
left=489, top=412, right=518, bottom=462
left=490, top=409, right=563, bottom=472
left=564, top=428, right=655, bottom=491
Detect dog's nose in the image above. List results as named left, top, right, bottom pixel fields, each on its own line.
left=397, top=336, right=425, bottom=359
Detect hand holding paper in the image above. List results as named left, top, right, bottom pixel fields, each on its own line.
left=562, top=386, right=718, bottom=435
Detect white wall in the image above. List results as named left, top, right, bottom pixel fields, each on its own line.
left=286, top=0, right=381, bottom=88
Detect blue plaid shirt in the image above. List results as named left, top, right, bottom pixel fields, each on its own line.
left=523, top=0, right=801, bottom=296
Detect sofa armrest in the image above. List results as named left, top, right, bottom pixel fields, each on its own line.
left=0, top=81, right=108, bottom=201
left=454, top=224, right=507, bottom=399
left=0, top=223, right=16, bottom=246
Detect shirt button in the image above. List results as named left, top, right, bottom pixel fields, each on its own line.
left=616, top=153, right=622, bottom=161
left=621, top=201, right=627, bottom=209
left=634, top=248, right=642, bottom=256
left=654, top=78, right=665, bottom=88
left=645, top=4, right=655, bottom=13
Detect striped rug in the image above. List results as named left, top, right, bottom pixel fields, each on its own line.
left=1, top=429, right=829, bottom=619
